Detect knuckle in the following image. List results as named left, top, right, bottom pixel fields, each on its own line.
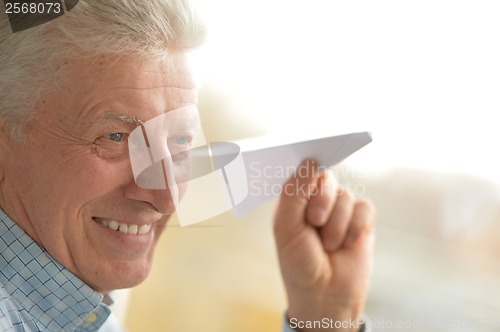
left=355, top=198, right=376, bottom=217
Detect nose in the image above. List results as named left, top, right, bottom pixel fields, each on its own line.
left=123, top=167, right=178, bottom=215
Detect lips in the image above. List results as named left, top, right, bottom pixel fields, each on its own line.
left=93, top=217, right=152, bottom=235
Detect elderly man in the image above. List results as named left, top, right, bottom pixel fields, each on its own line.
left=0, top=1, right=375, bottom=331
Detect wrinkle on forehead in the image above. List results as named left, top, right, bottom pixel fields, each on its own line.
left=92, top=53, right=197, bottom=89
left=23, top=53, right=200, bottom=158
left=54, top=53, right=197, bottom=103
left=103, top=86, right=198, bottom=104
left=45, top=52, right=199, bottom=128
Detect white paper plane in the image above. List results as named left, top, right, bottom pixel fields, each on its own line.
left=183, top=131, right=373, bottom=223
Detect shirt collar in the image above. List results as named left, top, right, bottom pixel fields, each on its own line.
left=0, top=209, right=111, bottom=331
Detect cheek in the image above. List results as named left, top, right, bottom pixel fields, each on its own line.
left=37, top=159, right=132, bottom=240
left=69, top=159, right=133, bottom=199
left=33, top=149, right=132, bottom=209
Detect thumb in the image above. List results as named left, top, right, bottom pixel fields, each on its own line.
left=274, top=159, right=320, bottom=241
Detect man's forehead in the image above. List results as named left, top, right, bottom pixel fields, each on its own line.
left=92, top=53, right=197, bottom=88
left=57, top=53, right=199, bottom=124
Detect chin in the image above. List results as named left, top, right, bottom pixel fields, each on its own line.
left=91, top=261, right=153, bottom=293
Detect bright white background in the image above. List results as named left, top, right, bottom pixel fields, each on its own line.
left=127, top=2, right=500, bottom=331
left=192, top=0, right=500, bottom=180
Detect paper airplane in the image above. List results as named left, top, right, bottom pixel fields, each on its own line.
left=231, top=131, right=373, bottom=215
left=176, top=131, right=372, bottom=225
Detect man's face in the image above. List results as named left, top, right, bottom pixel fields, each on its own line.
left=0, top=53, right=198, bottom=292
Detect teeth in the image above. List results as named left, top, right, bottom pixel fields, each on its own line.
left=138, top=224, right=151, bottom=235
left=128, top=224, right=138, bottom=235
left=96, top=218, right=152, bottom=235
left=109, top=220, right=119, bottom=231
left=119, top=224, right=128, bottom=233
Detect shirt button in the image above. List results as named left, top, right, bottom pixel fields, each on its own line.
left=83, top=312, right=97, bottom=324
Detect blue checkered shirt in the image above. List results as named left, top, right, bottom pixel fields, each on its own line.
left=0, top=210, right=368, bottom=332
left=0, top=210, right=124, bottom=332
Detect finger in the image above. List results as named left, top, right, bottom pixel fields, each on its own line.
left=320, top=186, right=354, bottom=252
left=306, top=170, right=337, bottom=227
left=343, top=198, right=376, bottom=248
left=274, top=159, right=320, bottom=238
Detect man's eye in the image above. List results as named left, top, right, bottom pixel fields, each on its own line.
left=93, top=133, right=129, bottom=160
left=105, top=133, right=126, bottom=142
left=173, top=136, right=192, bottom=145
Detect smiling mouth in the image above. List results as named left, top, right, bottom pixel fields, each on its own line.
left=93, top=217, right=152, bottom=235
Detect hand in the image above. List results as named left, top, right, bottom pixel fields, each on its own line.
left=274, top=160, right=375, bottom=332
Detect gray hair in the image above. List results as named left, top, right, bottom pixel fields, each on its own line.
left=0, top=0, right=206, bottom=140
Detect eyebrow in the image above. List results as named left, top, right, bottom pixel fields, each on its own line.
left=101, top=111, right=201, bottom=133
left=103, top=113, right=146, bottom=126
